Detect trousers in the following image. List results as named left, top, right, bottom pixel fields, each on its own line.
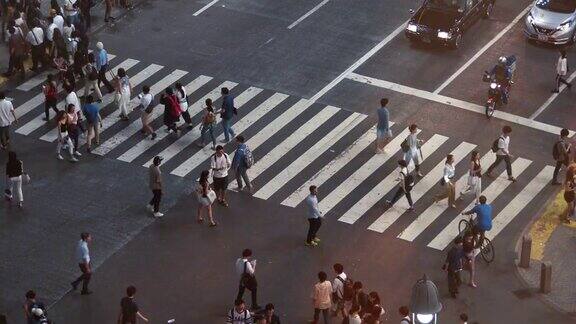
left=307, top=218, right=322, bottom=243
left=486, top=154, right=512, bottom=177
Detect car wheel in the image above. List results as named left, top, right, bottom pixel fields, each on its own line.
left=483, top=2, right=494, bottom=18
left=450, top=33, right=462, bottom=49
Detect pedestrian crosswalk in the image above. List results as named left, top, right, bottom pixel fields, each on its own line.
left=9, top=55, right=554, bottom=251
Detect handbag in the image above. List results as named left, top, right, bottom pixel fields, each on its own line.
left=207, top=189, right=216, bottom=204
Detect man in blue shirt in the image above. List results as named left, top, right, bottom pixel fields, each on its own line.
left=220, top=87, right=236, bottom=142
left=462, top=195, right=492, bottom=247
left=376, top=98, right=391, bottom=154
left=305, top=185, right=322, bottom=247
left=82, top=95, right=101, bottom=152
left=95, top=42, right=114, bottom=93
left=232, top=135, right=252, bottom=192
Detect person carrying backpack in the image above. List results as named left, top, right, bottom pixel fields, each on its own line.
left=82, top=53, right=103, bottom=102
left=552, top=128, right=572, bottom=185
left=232, top=134, right=253, bottom=193
left=486, top=125, right=516, bottom=182
left=386, top=160, right=415, bottom=211
left=332, top=263, right=353, bottom=319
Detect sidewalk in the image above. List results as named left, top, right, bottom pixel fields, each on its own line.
left=516, top=189, right=576, bottom=315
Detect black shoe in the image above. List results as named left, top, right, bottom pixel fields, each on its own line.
left=81, top=290, right=92, bottom=295
left=552, top=89, right=559, bottom=93
left=71, top=282, right=78, bottom=291
left=151, top=133, right=157, bottom=140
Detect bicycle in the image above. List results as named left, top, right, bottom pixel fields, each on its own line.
left=458, top=214, right=495, bottom=263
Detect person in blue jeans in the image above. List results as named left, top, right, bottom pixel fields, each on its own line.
left=232, top=135, right=252, bottom=192
left=461, top=195, right=492, bottom=248
left=220, top=87, right=236, bottom=142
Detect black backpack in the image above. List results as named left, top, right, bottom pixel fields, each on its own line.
left=337, top=276, right=355, bottom=301
left=401, top=137, right=410, bottom=153
left=491, top=136, right=503, bottom=153
left=403, top=172, right=415, bottom=190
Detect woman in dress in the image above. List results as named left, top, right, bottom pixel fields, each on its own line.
left=403, top=124, right=423, bottom=177
left=115, top=68, right=132, bottom=121
left=196, top=170, right=217, bottom=226
left=460, top=150, right=482, bottom=204
left=5, top=151, right=24, bottom=208
left=175, top=82, right=193, bottom=129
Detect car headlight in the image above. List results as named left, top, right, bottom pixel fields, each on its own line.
left=526, top=12, right=534, bottom=24
left=558, top=20, right=573, bottom=31
left=407, top=23, right=418, bottom=33
left=437, top=31, right=451, bottom=39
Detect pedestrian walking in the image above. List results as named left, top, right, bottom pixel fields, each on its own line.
left=139, top=85, right=156, bottom=139
left=563, top=165, right=575, bottom=223
left=114, top=67, right=132, bottom=120
left=196, top=169, right=217, bottom=226
left=65, top=83, right=85, bottom=132
left=211, top=145, right=231, bottom=206
left=196, top=98, right=217, bottom=149
left=118, top=285, right=149, bottom=323
left=232, top=135, right=252, bottom=193
left=310, top=271, right=331, bottom=324
left=24, top=290, right=47, bottom=324
left=56, top=110, right=78, bottom=162
left=220, top=87, right=236, bottom=142
left=331, top=263, right=348, bottom=318
left=5, top=151, right=24, bottom=208
left=42, top=74, right=59, bottom=121
left=434, top=154, right=456, bottom=208
left=0, top=91, right=17, bottom=150
left=459, top=150, right=482, bottom=204
left=486, top=125, right=516, bottom=182
left=4, top=26, right=26, bottom=79
left=82, top=95, right=101, bottom=152
left=362, top=292, right=384, bottom=324
left=160, top=87, right=181, bottom=136
left=442, top=237, right=464, bottom=298
left=375, top=98, right=392, bottom=154
left=71, top=232, right=92, bottom=295
left=82, top=53, right=103, bottom=102
left=552, top=49, right=571, bottom=93
left=95, top=41, right=114, bottom=93
left=79, top=0, right=92, bottom=29
left=26, top=20, right=47, bottom=71
left=399, top=306, right=411, bottom=324
left=462, top=231, right=478, bottom=288
left=227, top=299, right=253, bottom=324
left=402, top=124, right=423, bottom=177
left=147, top=156, right=164, bottom=217
left=305, top=185, right=323, bottom=246
left=175, top=82, right=193, bottom=129
left=385, top=160, right=415, bottom=210
left=552, top=128, right=572, bottom=185
left=235, top=248, right=260, bottom=310
left=66, top=104, right=82, bottom=157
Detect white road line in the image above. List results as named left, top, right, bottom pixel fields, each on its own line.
left=93, top=75, right=213, bottom=156
left=367, top=142, right=476, bottom=233
left=287, top=0, right=332, bottom=29
left=117, top=81, right=238, bottom=163
left=40, top=64, right=166, bottom=143
left=433, top=5, right=532, bottom=94
left=338, top=134, right=449, bottom=224
left=244, top=106, right=340, bottom=184
left=488, top=166, right=554, bottom=239
left=347, top=72, right=575, bottom=136
left=427, top=157, right=532, bottom=250
left=317, top=128, right=412, bottom=214
left=309, top=20, right=409, bottom=103
left=193, top=0, right=220, bottom=16
left=253, top=112, right=366, bottom=200
left=398, top=150, right=493, bottom=241
left=170, top=91, right=286, bottom=177
left=282, top=124, right=388, bottom=208
left=16, top=58, right=139, bottom=136
left=530, top=70, right=576, bottom=119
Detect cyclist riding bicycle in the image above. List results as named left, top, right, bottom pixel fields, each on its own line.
left=461, top=195, right=492, bottom=248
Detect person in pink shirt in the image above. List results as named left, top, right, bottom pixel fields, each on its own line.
left=311, top=271, right=332, bottom=324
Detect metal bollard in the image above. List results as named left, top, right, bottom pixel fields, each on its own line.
left=519, top=235, right=532, bottom=268
left=540, top=262, right=552, bottom=294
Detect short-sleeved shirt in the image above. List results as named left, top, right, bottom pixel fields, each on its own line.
left=26, top=27, right=44, bottom=46
left=472, top=203, right=493, bottom=231
left=120, top=297, right=139, bottom=324
left=0, top=99, right=15, bottom=127
left=83, top=104, right=99, bottom=124
left=377, top=106, right=389, bottom=131
left=496, top=135, right=510, bottom=156
left=76, top=239, right=90, bottom=264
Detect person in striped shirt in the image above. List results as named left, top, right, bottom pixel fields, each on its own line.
left=227, top=299, right=253, bottom=324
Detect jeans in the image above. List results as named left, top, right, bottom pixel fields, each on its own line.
left=149, top=189, right=162, bottom=213
left=6, top=175, right=23, bottom=202
left=200, top=123, right=216, bottom=147
left=313, top=308, right=330, bottom=324
left=69, top=126, right=80, bottom=152
left=236, top=283, right=258, bottom=309
left=72, top=263, right=91, bottom=292
left=307, top=218, right=322, bottom=243
left=221, top=118, right=235, bottom=141
left=486, top=154, right=512, bottom=177
left=389, top=186, right=413, bottom=207
left=235, top=167, right=251, bottom=190
left=44, top=98, right=59, bottom=120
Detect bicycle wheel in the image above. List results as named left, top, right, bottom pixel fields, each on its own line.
left=480, top=237, right=495, bottom=263
left=458, top=219, right=471, bottom=236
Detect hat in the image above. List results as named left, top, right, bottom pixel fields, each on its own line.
left=31, top=308, right=44, bottom=316
left=153, top=156, right=163, bottom=164
left=96, top=42, right=104, bottom=50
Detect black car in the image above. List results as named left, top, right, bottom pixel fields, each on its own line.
left=405, top=0, right=495, bottom=49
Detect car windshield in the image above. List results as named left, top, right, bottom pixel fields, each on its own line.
left=426, top=0, right=466, bottom=11
left=536, top=0, right=576, bottom=14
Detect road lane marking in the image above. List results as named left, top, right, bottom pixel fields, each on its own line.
left=398, top=150, right=493, bottom=241
left=530, top=70, right=576, bottom=119
left=428, top=157, right=532, bottom=250
left=368, top=142, right=476, bottom=233
left=287, top=0, right=332, bottom=29
left=338, top=134, right=448, bottom=224
left=253, top=112, right=366, bottom=200
left=193, top=0, right=220, bottom=16
left=347, top=72, right=575, bottom=136
left=433, top=5, right=532, bottom=94
left=309, top=19, right=409, bottom=103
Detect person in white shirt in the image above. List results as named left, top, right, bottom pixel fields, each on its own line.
left=386, top=160, right=415, bottom=211
left=71, top=232, right=92, bottom=295
left=26, top=23, right=47, bottom=71
left=435, top=154, right=456, bottom=208
left=486, top=126, right=516, bottom=182
left=63, top=0, right=80, bottom=25
left=332, top=263, right=347, bottom=318
left=403, top=124, right=424, bottom=177
left=553, top=49, right=571, bottom=93
left=235, top=249, right=259, bottom=310
left=226, top=299, right=253, bottom=324
left=51, top=9, right=65, bottom=32
left=45, top=18, right=58, bottom=58
left=0, top=92, right=17, bottom=149
left=139, top=85, right=156, bottom=139
left=211, top=145, right=231, bottom=206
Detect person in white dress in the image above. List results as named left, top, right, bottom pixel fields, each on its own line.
left=460, top=150, right=482, bottom=204
left=114, top=68, right=132, bottom=121
left=403, top=124, right=423, bottom=177
left=175, top=82, right=193, bottom=129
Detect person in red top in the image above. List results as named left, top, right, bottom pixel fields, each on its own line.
left=160, top=87, right=181, bottom=136
left=43, top=74, right=60, bottom=121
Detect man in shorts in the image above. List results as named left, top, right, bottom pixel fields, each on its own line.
left=211, top=145, right=231, bottom=206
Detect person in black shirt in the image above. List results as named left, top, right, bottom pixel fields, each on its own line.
left=443, top=237, right=465, bottom=298
left=352, top=281, right=369, bottom=316
left=118, top=286, right=149, bottom=323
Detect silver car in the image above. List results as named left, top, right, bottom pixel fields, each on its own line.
left=525, top=0, right=576, bottom=45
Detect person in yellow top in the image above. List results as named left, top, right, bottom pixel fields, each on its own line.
left=311, top=271, right=332, bottom=324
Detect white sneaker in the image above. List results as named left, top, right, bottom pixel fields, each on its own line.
left=74, top=151, right=82, bottom=157
left=57, top=154, right=64, bottom=160
left=153, top=212, right=164, bottom=218
left=146, top=205, right=154, bottom=213
left=70, top=157, right=79, bottom=162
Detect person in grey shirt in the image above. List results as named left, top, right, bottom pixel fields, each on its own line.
left=305, top=185, right=322, bottom=247
left=71, top=232, right=92, bottom=295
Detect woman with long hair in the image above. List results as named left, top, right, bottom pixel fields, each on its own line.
left=196, top=170, right=217, bottom=226
left=175, top=82, right=193, bottom=129
left=5, top=151, right=24, bottom=208
left=115, top=68, right=132, bottom=121
left=460, top=150, right=482, bottom=204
